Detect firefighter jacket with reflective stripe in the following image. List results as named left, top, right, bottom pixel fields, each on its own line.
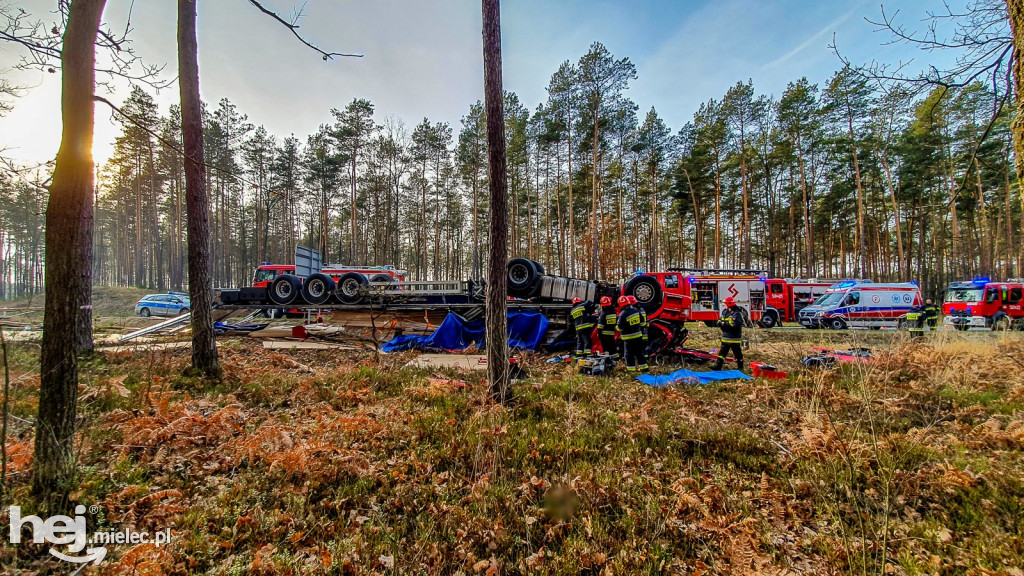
left=571, top=301, right=597, bottom=330
left=617, top=305, right=644, bottom=340
left=600, top=307, right=618, bottom=335
left=640, top=309, right=649, bottom=339
left=719, top=307, right=744, bottom=343
left=923, top=305, right=939, bottom=320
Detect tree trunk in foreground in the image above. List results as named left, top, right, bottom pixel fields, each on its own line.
left=482, top=0, right=508, bottom=401
left=33, top=0, right=107, bottom=507
left=178, top=0, right=221, bottom=378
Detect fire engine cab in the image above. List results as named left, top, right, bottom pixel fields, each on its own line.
left=943, top=278, right=1024, bottom=331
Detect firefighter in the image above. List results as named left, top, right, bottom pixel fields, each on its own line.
left=617, top=295, right=649, bottom=372
left=906, top=304, right=925, bottom=338
left=598, top=295, right=619, bottom=359
left=923, top=298, right=940, bottom=328
left=712, top=297, right=745, bottom=371
left=570, top=297, right=597, bottom=357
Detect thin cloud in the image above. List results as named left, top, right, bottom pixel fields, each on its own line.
left=762, top=2, right=866, bottom=70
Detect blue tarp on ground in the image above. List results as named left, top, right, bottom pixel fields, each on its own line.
left=636, top=369, right=752, bottom=386
left=380, top=311, right=550, bottom=352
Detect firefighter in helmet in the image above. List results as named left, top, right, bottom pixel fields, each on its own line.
left=713, top=297, right=745, bottom=371
left=617, top=295, right=649, bottom=372
left=923, top=298, right=940, bottom=328
left=570, top=297, right=597, bottom=357
left=906, top=303, right=926, bottom=338
left=598, top=295, right=619, bottom=359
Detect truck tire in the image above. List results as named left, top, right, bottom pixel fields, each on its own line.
left=369, top=273, right=396, bottom=291
left=758, top=308, right=779, bottom=329
left=529, top=259, right=546, bottom=276
left=336, top=272, right=368, bottom=304
left=269, top=274, right=301, bottom=306
left=301, top=273, right=335, bottom=305
left=624, top=274, right=663, bottom=313
left=507, top=258, right=541, bottom=295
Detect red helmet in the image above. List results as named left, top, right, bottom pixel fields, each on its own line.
left=572, top=297, right=582, bottom=304
left=627, top=295, right=638, bottom=305
left=618, top=295, right=630, bottom=306
left=600, top=296, right=612, bottom=306
left=723, top=297, right=736, bottom=307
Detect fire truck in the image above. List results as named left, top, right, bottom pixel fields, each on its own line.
left=943, top=278, right=1024, bottom=330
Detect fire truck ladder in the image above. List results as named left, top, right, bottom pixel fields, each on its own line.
left=667, top=267, right=768, bottom=276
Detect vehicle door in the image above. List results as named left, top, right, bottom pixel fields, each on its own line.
left=1007, top=286, right=1023, bottom=316
left=842, top=291, right=861, bottom=317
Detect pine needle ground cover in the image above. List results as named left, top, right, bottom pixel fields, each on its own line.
left=1, top=331, right=1023, bottom=575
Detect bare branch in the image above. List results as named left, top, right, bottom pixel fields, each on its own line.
left=247, top=0, right=363, bottom=60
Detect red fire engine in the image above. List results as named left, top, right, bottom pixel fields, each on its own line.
left=621, top=269, right=864, bottom=328
left=943, top=278, right=1024, bottom=330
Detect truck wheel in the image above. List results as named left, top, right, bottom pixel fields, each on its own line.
left=139, top=307, right=151, bottom=318
left=301, top=273, right=335, bottom=305
left=269, top=274, right=301, bottom=306
left=624, top=274, right=663, bottom=313
left=507, top=258, right=540, bottom=294
left=336, top=272, right=368, bottom=304
left=369, top=273, right=395, bottom=291
left=529, top=259, right=546, bottom=276
left=758, top=309, right=779, bottom=329
left=827, top=317, right=847, bottom=330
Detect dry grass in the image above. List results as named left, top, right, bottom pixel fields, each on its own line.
left=1, top=328, right=1023, bottom=575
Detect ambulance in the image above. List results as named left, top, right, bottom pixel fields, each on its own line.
left=797, top=281, right=922, bottom=329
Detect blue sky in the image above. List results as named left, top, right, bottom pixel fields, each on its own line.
left=0, top=0, right=957, bottom=165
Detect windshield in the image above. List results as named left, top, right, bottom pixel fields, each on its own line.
left=254, top=269, right=279, bottom=283
left=945, top=288, right=983, bottom=303
left=812, top=292, right=845, bottom=307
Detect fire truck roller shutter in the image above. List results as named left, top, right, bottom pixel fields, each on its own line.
left=269, top=274, right=301, bottom=306
left=301, top=272, right=336, bottom=305
left=336, top=272, right=368, bottom=304
left=624, top=275, right=664, bottom=313
left=758, top=307, right=780, bottom=329
left=507, top=258, right=543, bottom=298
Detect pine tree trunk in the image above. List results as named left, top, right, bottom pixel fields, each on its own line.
left=482, top=0, right=508, bottom=402
left=33, top=0, right=106, bottom=507
left=178, top=0, right=220, bottom=378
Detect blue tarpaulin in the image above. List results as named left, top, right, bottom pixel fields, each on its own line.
left=380, top=311, right=550, bottom=352
left=636, top=369, right=752, bottom=386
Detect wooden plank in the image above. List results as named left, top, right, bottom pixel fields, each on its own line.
left=262, top=340, right=358, bottom=350
left=405, top=353, right=488, bottom=370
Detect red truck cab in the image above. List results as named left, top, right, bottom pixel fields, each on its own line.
left=943, top=278, right=1024, bottom=330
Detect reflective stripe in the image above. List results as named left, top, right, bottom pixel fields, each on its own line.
left=600, top=331, right=615, bottom=336
left=621, top=333, right=643, bottom=340
left=721, top=339, right=742, bottom=344
left=576, top=323, right=595, bottom=329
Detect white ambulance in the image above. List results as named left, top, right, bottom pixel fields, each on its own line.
left=797, top=281, right=922, bottom=330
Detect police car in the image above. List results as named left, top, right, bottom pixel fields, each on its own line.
left=135, top=292, right=191, bottom=317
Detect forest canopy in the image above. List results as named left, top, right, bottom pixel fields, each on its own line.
left=1, top=41, right=1019, bottom=299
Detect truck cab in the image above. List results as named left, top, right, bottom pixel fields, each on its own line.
left=620, top=268, right=768, bottom=325
left=943, top=278, right=1024, bottom=330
